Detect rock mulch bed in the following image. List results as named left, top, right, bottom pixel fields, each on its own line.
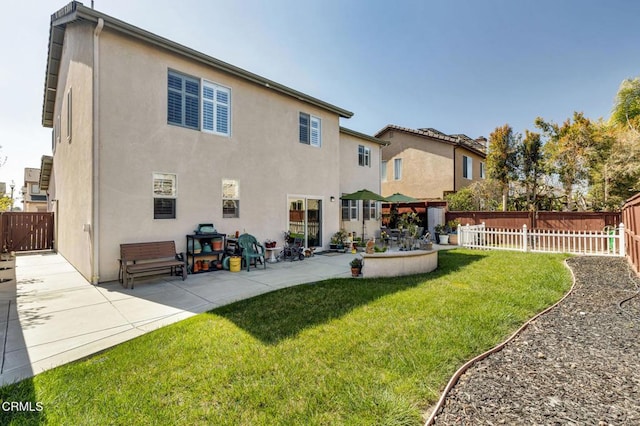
left=432, top=256, right=640, bottom=425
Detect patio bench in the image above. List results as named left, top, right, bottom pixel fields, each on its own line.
left=120, top=241, right=186, bottom=289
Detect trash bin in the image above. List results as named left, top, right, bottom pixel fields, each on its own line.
left=229, top=256, right=241, bottom=272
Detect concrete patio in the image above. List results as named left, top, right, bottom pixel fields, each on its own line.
left=0, top=251, right=354, bottom=386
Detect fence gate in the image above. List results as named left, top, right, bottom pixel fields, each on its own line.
left=0, top=212, right=54, bottom=252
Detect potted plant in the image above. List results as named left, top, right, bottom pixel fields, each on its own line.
left=435, top=224, right=448, bottom=244
left=330, top=229, right=348, bottom=252
left=350, top=257, right=363, bottom=277
left=447, top=219, right=460, bottom=245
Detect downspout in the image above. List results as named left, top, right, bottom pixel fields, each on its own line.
left=91, top=18, right=104, bottom=284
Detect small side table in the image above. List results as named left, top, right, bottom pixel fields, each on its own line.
left=265, top=246, right=281, bottom=263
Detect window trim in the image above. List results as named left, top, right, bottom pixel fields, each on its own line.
left=358, top=145, right=371, bottom=167
left=299, top=112, right=322, bottom=147
left=66, top=88, right=72, bottom=143
left=463, top=155, right=473, bottom=180
left=153, top=172, right=177, bottom=219
left=394, top=158, right=402, bottom=180
left=341, top=199, right=358, bottom=221
left=167, top=70, right=200, bottom=130
left=202, top=80, right=231, bottom=137
left=222, top=179, right=240, bottom=218
left=363, top=200, right=377, bottom=220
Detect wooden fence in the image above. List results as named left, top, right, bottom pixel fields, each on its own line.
left=0, top=212, right=54, bottom=252
left=447, top=211, right=621, bottom=231
left=458, top=223, right=625, bottom=257
left=622, top=193, right=640, bottom=273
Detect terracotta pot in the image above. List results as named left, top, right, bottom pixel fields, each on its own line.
left=351, top=267, right=361, bottom=277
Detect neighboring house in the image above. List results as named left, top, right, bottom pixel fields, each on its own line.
left=376, top=125, right=487, bottom=200
left=339, top=127, right=389, bottom=239
left=22, top=168, right=48, bottom=212
left=42, top=2, right=386, bottom=283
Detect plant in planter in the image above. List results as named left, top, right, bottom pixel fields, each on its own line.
left=447, top=219, right=460, bottom=245
left=350, top=257, right=363, bottom=277
left=330, top=229, right=348, bottom=252
left=435, top=223, right=449, bottom=244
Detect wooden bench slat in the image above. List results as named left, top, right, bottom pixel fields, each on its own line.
left=120, top=241, right=186, bottom=289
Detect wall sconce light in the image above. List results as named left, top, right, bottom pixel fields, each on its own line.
left=330, top=196, right=336, bottom=202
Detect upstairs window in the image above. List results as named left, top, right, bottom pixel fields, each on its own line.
left=299, top=113, right=321, bottom=147
left=480, top=161, right=486, bottom=179
left=381, top=161, right=387, bottom=181
left=463, top=156, right=473, bottom=179
left=168, top=71, right=200, bottom=130
left=394, top=158, right=402, bottom=180
left=358, top=145, right=371, bottom=167
left=153, top=173, right=177, bottom=219
left=203, top=81, right=230, bottom=136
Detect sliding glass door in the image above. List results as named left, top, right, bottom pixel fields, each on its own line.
left=288, top=197, right=322, bottom=247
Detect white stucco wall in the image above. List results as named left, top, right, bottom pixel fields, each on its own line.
left=50, top=22, right=95, bottom=280
left=338, top=131, right=384, bottom=240
left=94, top=29, right=345, bottom=281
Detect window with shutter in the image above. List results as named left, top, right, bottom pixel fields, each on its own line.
left=203, top=81, right=231, bottom=136
left=167, top=71, right=199, bottom=130
left=299, top=112, right=321, bottom=147
left=153, top=173, right=177, bottom=219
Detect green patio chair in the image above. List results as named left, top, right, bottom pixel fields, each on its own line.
left=237, top=233, right=266, bottom=271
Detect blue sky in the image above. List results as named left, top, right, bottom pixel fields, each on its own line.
left=1, top=0, right=639, bottom=199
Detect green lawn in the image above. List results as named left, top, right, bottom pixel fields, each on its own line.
left=0, top=249, right=571, bottom=425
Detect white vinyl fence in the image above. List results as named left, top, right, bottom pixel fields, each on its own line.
left=458, top=223, right=626, bottom=257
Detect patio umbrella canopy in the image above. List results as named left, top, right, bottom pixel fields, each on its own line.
left=384, top=192, right=419, bottom=203
left=340, top=189, right=388, bottom=239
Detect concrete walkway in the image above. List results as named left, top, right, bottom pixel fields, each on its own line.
left=0, top=251, right=354, bottom=385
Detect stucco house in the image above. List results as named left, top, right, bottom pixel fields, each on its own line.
left=42, top=2, right=387, bottom=283
left=22, top=168, right=48, bottom=212
left=376, top=125, right=487, bottom=200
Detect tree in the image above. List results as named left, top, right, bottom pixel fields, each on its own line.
left=611, top=77, right=640, bottom=133
left=445, top=180, right=502, bottom=211
left=0, top=196, right=12, bottom=212
left=486, top=124, right=519, bottom=211
left=517, top=130, right=545, bottom=210
left=535, top=112, right=596, bottom=211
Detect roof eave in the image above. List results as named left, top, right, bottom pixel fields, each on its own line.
left=42, top=2, right=353, bottom=128
left=340, top=127, right=389, bottom=146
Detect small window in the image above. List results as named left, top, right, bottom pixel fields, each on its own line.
left=463, top=156, right=473, bottom=180
left=299, top=113, right=321, bottom=147
left=31, top=184, right=40, bottom=195
left=480, top=162, right=486, bottom=179
left=358, top=145, right=371, bottom=167
left=341, top=199, right=358, bottom=221
left=67, top=88, right=72, bottom=143
left=381, top=161, right=387, bottom=182
left=168, top=71, right=200, bottom=130
left=153, top=173, right=177, bottom=219
left=363, top=200, right=377, bottom=220
left=394, top=158, right=402, bottom=180
left=222, top=179, right=240, bottom=218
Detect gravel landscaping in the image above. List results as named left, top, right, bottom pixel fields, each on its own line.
left=431, top=256, right=640, bottom=425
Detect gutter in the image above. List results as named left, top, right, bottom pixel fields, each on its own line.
left=91, top=17, right=104, bottom=284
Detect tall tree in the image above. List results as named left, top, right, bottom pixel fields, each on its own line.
left=486, top=124, right=519, bottom=211
left=535, top=112, right=595, bottom=211
left=517, top=130, right=545, bottom=210
left=611, top=77, right=640, bottom=133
